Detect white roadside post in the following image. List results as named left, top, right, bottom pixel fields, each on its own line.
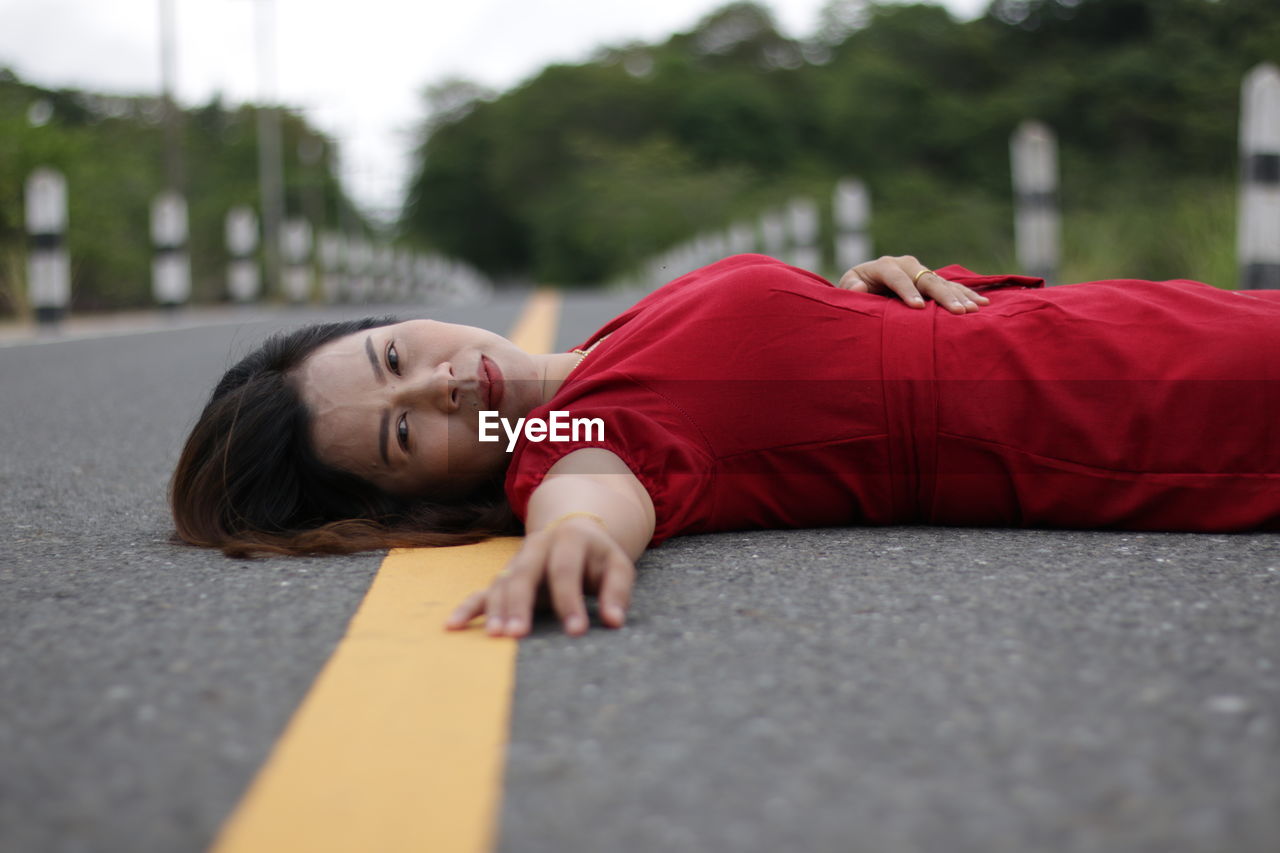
left=151, top=190, right=191, bottom=308
left=280, top=218, right=314, bottom=303
left=759, top=209, right=787, bottom=261
left=834, top=178, right=872, bottom=272
left=373, top=244, right=395, bottom=301
left=1239, top=63, right=1280, bottom=289
left=318, top=231, right=344, bottom=303
left=394, top=249, right=414, bottom=302
left=25, top=167, right=71, bottom=326
left=225, top=206, right=260, bottom=303
left=409, top=253, right=426, bottom=301
left=346, top=236, right=372, bottom=303
left=727, top=222, right=756, bottom=255
left=418, top=253, right=442, bottom=300
left=787, top=198, right=821, bottom=272
left=1010, top=120, right=1061, bottom=283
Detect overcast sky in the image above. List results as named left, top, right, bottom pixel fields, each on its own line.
left=0, top=0, right=989, bottom=222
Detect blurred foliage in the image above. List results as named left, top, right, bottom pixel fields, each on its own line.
left=1, top=0, right=1275, bottom=311
left=402, top=0, right=1280, bottom=286
left=0, top=71, right=360, bottom=316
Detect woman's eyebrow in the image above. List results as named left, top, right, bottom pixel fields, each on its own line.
left=364, top=335, right=386, bottom=384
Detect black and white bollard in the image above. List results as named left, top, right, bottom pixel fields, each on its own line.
left=151, top=191, right=191, bottom=308
left=787, top=198, right=821, bottom=272
left=25, top=167, right=70, bottom=326
left=280, top=218, right=314, bottom=303
left=1011, top=120, right=1060, bottom=284
left=833, top=178, right=871, bottom=271
left=225, top=206, right=260, bottom=303
left=1239, top=63, right=1280, bottom=290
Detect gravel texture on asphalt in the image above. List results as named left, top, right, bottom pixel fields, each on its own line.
left=502, top=526, right=1279, bottom=853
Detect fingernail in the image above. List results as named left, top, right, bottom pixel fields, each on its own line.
left=566, top=614, right=587, bottom=634
left=506, top=617, right=524, bottom=634
left=486, top=617, right=501, bottom=635
left=911, top=295, right=924, bottom=304
left=604, top=604, right=625, bottom=625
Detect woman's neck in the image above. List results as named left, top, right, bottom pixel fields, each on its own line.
left=532, top=351, right=588, bottom=407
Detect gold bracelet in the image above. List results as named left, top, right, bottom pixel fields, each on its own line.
left=540, top=511, right=607, bottom=535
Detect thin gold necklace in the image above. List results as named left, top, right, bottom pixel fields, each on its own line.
left=571, top=333, right=610, bottom=368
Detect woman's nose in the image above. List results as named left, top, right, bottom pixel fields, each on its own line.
left=394, top=362, right=457, bottom=412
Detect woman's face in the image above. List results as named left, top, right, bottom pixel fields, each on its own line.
left=295, top=319, right=542, bottom=500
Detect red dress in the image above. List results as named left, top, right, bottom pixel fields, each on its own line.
left=505, top=254, right=1280, bottom=544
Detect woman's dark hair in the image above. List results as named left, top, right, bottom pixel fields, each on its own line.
left=170, top=317, right=520, bottom=557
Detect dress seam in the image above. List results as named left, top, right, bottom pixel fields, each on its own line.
left=713, top=432, right=888, bottom=463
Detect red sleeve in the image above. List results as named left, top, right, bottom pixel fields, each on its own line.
left=503, top=401, right=716, bottom=547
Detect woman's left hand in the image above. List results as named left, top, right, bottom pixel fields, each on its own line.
left=837, top=255, right=989, bottom=314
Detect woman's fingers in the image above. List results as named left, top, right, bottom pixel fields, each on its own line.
left=916, top=272, right=988, bottom=314
left=444, top=538, right=547, bottom=637
left=488, top=539, right=549, bottom=637
left=836, top=268, right=870, bottom=292
left=496, top=566, right=539, bottom=637
left=838, top=257, right=923, bottom=304
left=546, top=534, right=591, bottom=635
left=879, top=263, right=928, bottom=307
left=596, top=550, right=635, bottom=628
left=444, top=524, right=635, bottom=638
left=445, top=590, right=488, bottom=630
left=836, top=256, right=989, bottom=313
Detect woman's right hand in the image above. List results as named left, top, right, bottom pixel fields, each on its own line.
left=445, top=515, right=636, bottom=638
left=837, top=255, right=989, bottom=314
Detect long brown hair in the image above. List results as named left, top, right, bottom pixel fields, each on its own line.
left=170, top=317, right=521, bottom=557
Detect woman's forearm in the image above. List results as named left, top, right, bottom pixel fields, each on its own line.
left=525, top=447, right=655, bottom=559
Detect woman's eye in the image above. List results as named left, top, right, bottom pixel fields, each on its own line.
left=397, top=414, right=410, bottom=450
left=387, top=343, right=401, bottom=375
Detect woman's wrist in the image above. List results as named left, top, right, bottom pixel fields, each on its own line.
left=538, top=510, right=608, bottom=535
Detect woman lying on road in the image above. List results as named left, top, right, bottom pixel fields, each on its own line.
left=171, top=254, right=1280, bottom=637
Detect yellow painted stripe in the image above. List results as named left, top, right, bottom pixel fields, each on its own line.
left=212, top=290, right=563, bottom=853
left=502, top=288, right=561, bottom=356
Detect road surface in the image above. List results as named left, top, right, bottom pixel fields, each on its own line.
left=1, top=291, right=1277, bottom=853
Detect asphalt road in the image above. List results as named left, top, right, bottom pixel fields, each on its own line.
left=2, top=291, right=1278, bottom=853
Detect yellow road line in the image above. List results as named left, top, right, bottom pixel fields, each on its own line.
left=212, top=290, right=563, bottom=853
left=503, top=289, right=561, bottom=356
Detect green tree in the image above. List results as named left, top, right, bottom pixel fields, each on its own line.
left=398, top=0, right=1279, bottom=285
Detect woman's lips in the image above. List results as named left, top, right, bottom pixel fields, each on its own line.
left=482, top=355, right=504, bottom=410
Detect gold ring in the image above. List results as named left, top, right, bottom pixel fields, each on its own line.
left=912, top=268, right=934, bottom=286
